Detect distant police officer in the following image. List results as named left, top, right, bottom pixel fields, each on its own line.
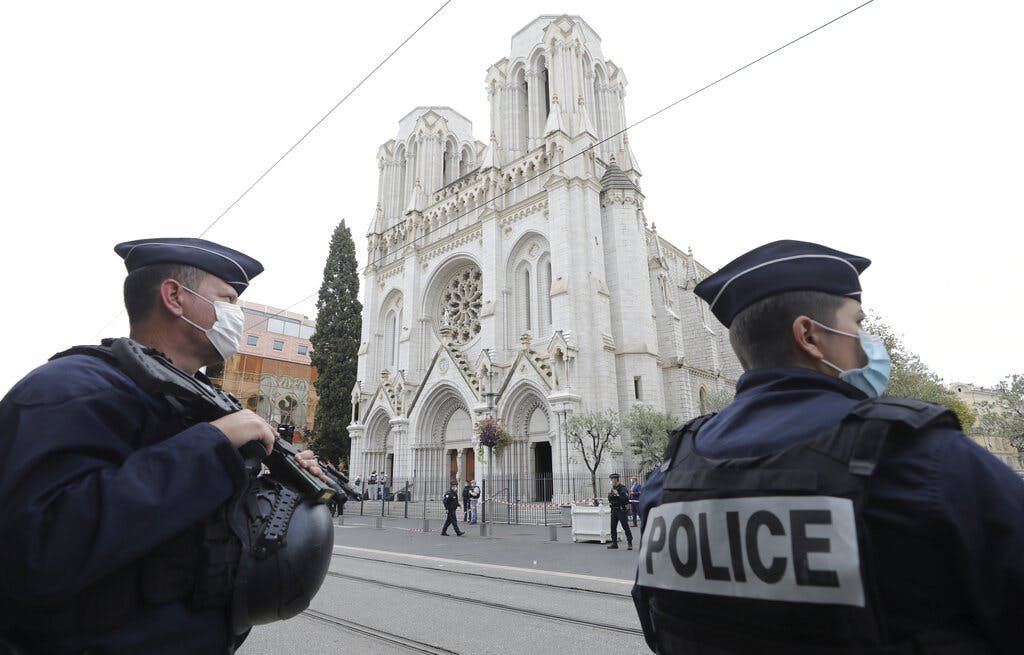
left=0, top=238, right=328, bottom=654
left=441, top=482, right=465, bottom=537
left=632, top=240, right=1024, bottom=653
left=607, top=473, right=633, bottom=550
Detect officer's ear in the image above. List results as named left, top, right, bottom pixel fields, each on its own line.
left=792, top=315, right=827, bottom=362
left=158, top=279, right=188, bottom=319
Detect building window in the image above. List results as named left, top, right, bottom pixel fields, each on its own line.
left=246, top=335, right=258, bottom=346
left=298, top=345, right=308, bottom=355
left=273, top=340, right=284, bottom=351
left=633, top=376, right=642, bottom=400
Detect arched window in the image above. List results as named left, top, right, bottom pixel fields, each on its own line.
left=592, top=73, right=603, bottom=139
left=396, top=145, right=407, bottom=217
left=537, top=255, right=552, bottom=333
left=516, top=68, right=529, bottom=155
left=443, top=139, right=457, bottom=185
left=699, top=387, right=708, bottom=414
left=384, top=310, right=398, bottom=369
left=459, top=145, right=472, bottom=178
left=522, top=267, right=532, bottom=332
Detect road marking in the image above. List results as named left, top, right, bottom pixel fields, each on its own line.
left=333, top=544, right=634, bottom=586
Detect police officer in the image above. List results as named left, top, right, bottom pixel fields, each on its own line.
left=441, top=482, right=465, bottom=537
left=632, top=240, right=1024, bottom=653
left=607, top=473, right=633, bottom=550
left=0, top=238, right=328, bottom=654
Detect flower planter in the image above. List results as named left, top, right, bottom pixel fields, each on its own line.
left=571, top=504, right=611, bottom=543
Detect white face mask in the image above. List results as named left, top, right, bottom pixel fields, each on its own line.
left=180, top=285, right=244, bottom=362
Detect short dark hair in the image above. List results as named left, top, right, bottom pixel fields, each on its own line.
left=728, top=290, right=846, bottom=371
left=123, top=264, right=206, bottom=323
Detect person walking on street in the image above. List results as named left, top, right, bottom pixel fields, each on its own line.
left=607, top=473, right=633, bottom=550
left=629, top=477, right=642, bottom=527
left=441, top=482, right=465, bottom=536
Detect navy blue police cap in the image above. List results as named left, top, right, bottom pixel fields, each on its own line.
left=693, top=240, right=870, bottom=328
left=114, top=237, right=264, bottom=296
left=609, top=473, right=621, bottom=479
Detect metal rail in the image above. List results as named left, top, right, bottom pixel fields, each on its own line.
left=324, top=570, right=644, bottom=637
left=331, top=551, right=631, bottom=598
left=301, top=608, right=458, bottom=655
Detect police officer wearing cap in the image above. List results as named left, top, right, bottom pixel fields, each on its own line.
left=632, top=240, right=1024, bottom=653
left=0, top=238, right=329, bottom=654
left=607, top=473, right=633, bottom=550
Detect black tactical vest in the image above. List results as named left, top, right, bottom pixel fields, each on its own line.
left=637, top=397, right=989, bottom=655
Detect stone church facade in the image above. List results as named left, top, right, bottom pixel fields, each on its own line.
left=347, top=15, right=742, bottom=501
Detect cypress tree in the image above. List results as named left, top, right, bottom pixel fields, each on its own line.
left=309, top=219, right=362, bottom=466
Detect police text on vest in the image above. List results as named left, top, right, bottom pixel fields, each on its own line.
left=637, top=496, right=864, bottom=606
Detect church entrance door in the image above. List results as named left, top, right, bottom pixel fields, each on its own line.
left=462, top=448, right=475, bottom=482
left=534, top=441, right=552, bottom=502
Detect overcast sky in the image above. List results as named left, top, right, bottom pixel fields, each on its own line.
left=2, top=1, right=1021, bottom=396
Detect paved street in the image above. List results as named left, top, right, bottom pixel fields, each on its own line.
left=241, top=516, right=646, bottom=654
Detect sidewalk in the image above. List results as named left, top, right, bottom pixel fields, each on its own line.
left=330, top=514, right=641, bottom=584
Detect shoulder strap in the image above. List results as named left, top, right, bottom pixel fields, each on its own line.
left=52, top=338, right=242, bottom=422
left=661, top=413, right=716, bottom=471
left=838, top=397, right=959, bottom=477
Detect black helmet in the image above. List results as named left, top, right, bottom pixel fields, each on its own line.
left=229, top=475, right=334, bottom=634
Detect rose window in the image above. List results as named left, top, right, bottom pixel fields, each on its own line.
left=438, top=265, right=482, bottom=345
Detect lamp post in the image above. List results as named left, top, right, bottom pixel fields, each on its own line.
left=481, top=353, right=497, bottom=523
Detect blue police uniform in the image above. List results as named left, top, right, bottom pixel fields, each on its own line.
left=632, top=240, right=1024, bottom=653
left=0, top=238, right=263, bottom=654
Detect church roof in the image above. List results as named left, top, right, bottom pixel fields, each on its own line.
left=600, top=157, right=638, bottom=191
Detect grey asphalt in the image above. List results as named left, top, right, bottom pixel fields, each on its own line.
left=240, top=514, right=647, bottom=654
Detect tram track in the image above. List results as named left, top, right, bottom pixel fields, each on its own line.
left=301, top=608, right=458, bottom=654
left=324, top=569, right=644, bottom=637
left=331, top=550, right=631, bottom=598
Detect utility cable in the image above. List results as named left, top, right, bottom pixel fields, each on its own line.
left=198, top=0, right=452, bottom=238
left=94, top=1, right=452, bottom=339
left=365, top=0, right=875, bottom=269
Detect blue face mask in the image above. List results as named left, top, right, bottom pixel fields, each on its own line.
left=812, top=321, right=891, bottom=398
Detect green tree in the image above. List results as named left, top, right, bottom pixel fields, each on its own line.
left=565, top=409, right=621, bottom=503
left=704, top=388, right=736, bottom=414
left=864, top=316, right=975, bottom=430
left=309, top=219, right=362, bottom=466
left=623, top=404, right=678, bottom=474
left=974, top=374, right=1024, bottom=452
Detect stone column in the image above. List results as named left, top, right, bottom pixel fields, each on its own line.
left=347, top=423, right=365, bottom=478
left=389, top=417, right=411, bottom=484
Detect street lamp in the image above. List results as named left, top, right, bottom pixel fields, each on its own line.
left=480, top=351, right=498, bottom=524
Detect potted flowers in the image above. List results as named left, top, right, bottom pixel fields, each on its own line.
left=475, top=417, right=511, bottom=462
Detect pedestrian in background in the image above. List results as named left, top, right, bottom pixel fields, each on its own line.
left=468, top=479, right=481, bottom=524
left=462, top=479, right=473, bottom=522
left=629, top=476, right=642, bottom=527
left=441, top=482, right=465, bottom=537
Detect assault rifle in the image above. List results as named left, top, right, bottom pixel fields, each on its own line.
left=317, top=460, right=362, bottom=500
left=78, top=338, right=336, bottom=504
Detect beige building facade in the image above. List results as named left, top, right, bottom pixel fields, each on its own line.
left=951, top=382, right=1022, bottom=472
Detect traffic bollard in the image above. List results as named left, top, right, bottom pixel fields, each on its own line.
left=549, top=525, right=558, bottom=541
left=422, top=519, right=430, bottom=533
left=375, top=516, right=383, bottom=529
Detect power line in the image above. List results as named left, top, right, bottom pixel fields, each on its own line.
left=197, top=0, right=452, bottom=238
left=95, top=2, right=452, bottom=339
left=258, top=0, right=877, bottom=343
left=365, top=0, right=876, bottom=269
